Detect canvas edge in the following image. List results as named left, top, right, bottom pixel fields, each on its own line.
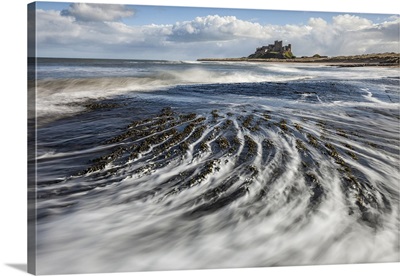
left=27, top=2, right=37, bottom=275
left=23, top=2, right=400, bottom=275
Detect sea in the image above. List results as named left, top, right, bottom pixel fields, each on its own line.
left=30, top=58, right=400, bottom=274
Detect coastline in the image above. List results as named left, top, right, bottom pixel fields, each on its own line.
left=197, top=53, right=400, bottom=67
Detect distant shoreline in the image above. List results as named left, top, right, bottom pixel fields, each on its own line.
left=197, top=53, right=399, bottom=67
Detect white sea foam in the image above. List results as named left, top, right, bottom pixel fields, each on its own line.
left=35, top=61, right=399, bottom=122
left=35, top=66, right=312, bottom=120
left=34, top=61, right=399, bottom=273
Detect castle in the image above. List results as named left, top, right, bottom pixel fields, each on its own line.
left=249, top=40, right=293, bottom=59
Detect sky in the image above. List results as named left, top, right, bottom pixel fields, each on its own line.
left=32, top=1, right=400, bottom=60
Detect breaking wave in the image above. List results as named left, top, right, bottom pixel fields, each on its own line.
left=34, top=67, right=312, bottom=121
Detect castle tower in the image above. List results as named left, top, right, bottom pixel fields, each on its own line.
left=273, top=40, right=283, bottom=52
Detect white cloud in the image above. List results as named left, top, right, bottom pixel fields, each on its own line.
left=308, top=17, right=328, bottom=28
left=169, top=15, right=268, bottom=42
left=61, top=3, right=134, bottom=22
left=36, top=8, right=168, bottom=58
left=36, top=10, right=81, bottom=45
left=164, top=14, right=398, bottom=57
left=301, top=14, right=398, bottom=55
left=35, top=9, right=399, bottom=59
left=332, top=14, right=373, bottom=31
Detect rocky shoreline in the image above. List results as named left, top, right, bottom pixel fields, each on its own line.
left=198, top=52, right=400, bottom=67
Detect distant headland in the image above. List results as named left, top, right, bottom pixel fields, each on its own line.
left=197, top=40, right=399, bottom=67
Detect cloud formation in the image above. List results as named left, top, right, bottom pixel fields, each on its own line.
left=61, top=3, right=134, bottom=22
left=170, top=15, right=267, bottom=42
left=298, top=15, right=399, bottom=55
left=36, top=6, right=399, bottom=60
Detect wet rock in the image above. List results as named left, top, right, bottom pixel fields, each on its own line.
left=263, top=139, right=274, bottom=148
left=247, top=165, right=259, bottom=177
left=192, top=117, right=206, bottom=124
left=278, top=119, right=288, bottom=131
left=367, top=142, right=378, bottom=148
left=307, top=133, right=319, bottom=147
left=200, top=141, right=209, bottom=151
left=160, top=107, right=174, bottom=116
left=263, top=113, right=271, bottom=121
left=336, top=128, right=348, bottom=138
left=84, top=102, right=120, bottom=111
left=222, top=119, right=233, bottom=129
left=211, top=110, right=221, bottom=119
left=191, top=125, right=206, bottom=140
left=217, top=136, right=230, bottom=149
left=233, top=136, right=241, bottom=146
left=244, top=135, right=257, bottom=155
left=180, top=141, right=189, bottom=151
left=294, top=123, right=302, bottom=131
left=179, top=113, right=197, bottom=121
left=316, top=120, right=327, bottom=129
left=296, top=139, right=308, bottom=151
left=242, top=115, right=255, bottom=130
left=343, top=143, right=354, bottom=150
left=345, top=150, right=358, bottom=160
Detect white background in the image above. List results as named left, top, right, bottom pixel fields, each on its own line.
left=0, top=0, right=399, bottom=275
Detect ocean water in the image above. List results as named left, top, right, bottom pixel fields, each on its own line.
left=31, top=58, right=400, bottom=274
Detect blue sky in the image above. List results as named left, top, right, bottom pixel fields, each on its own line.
left=36, top=2, right=393, bottom=26
left=34, top=2, right=399, bottom=60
